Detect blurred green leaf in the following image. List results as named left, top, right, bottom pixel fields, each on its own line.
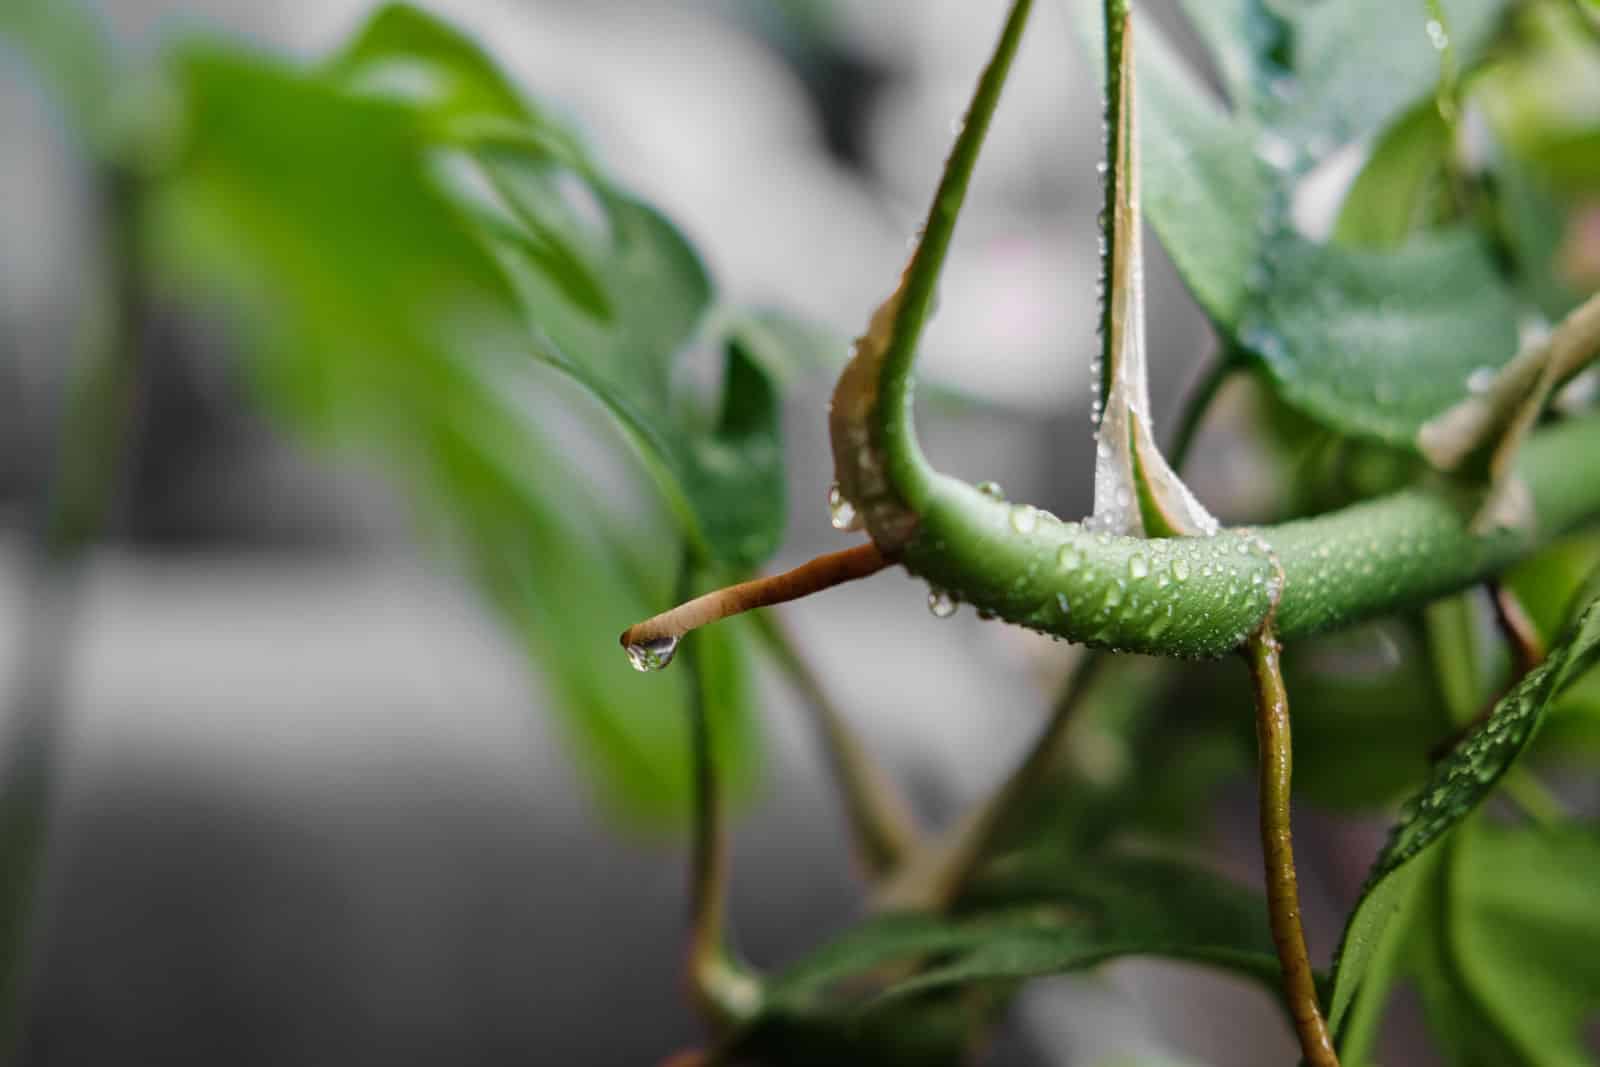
left=329, top=3, right=786, bottom=569
left=1256, top=0, right=1504, bottom=152
left=762, top=852, right=1283, bottom=1014
left=1328, top=585, right=1600, bottom=1044
left=1334, top=103, right=1450, bottom=249
left=151, top=10, right=777, bottom=822
left=0, top=0, right=116, bottom=145
left=1283, top=623, right=1456, bottom=810
left=1404, top=820, right=1600, bottom=1066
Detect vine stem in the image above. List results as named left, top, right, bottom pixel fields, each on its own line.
left=0, top=165, right=148, bottom=1054
left=621, top=543, right=888, bottom=651
left=747, top=611, right=922, bottom=881
left=875, top=652, right=1105, bottom=912
left=1245, top=629, right=1340, bottom=1067
left=677, top=563, right=762, bottom=1031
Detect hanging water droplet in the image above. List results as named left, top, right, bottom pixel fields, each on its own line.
left=1128, top=554, right=1149, bottom=579
left=625, top=635, right=680, bottom=672
left=1424, top=18, right=1448, bottom=51
left=1010, top=504, right=1039, bottom=534
left=977, top=480, right=1006, bottom=500
left=1466, top=366, right=1496, bottom=395
left=928, top=588, right=959, bottom=618
left=827, top=482, right=862, bottom=531
left=1057, top=544, right=1082, bottom=571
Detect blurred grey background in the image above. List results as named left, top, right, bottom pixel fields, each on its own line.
left=0, top=1, right=1329, bottom=1064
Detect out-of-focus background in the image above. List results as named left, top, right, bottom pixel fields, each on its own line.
left=1, top=1, right=1567, bottom=1064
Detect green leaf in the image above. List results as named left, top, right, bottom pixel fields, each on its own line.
left=153, top=33, right=766, bottom=823
left=1258, top=0, right=1505, bottom=153
left=1071, top=0, right=1524, bottom=449
left=1281, top=623, right=1456, bottom=810
left=1407, top=820, right=1600, bottom=1066
left=1334, top=103, right=1451, bottom=249
left=0, top=0, right=117, bottom=147
left=1328, top=586, right=1600, bottom=1041
left=763, top=852, right=1283, bottom=1015
left=327, top=3, right=786, bottom=569
left=1239, top=227, right=1520, bottom=446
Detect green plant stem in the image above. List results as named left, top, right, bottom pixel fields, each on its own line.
left=0, top=165, right=147, bottom=1054
left=1245, top=630, right=1340, bottom=1067
left=900, top=413, right=1600, bottom=658
left=877, top=652, right=1106, bottom=912
left=679, top=564, right=763, bottom=1031
left=748, top=610, right=921, bottom=881
left=1166, top=350, right=1235, bottom=465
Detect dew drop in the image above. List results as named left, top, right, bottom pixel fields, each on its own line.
left=1010, top=504, right=1039, bottom=534
left=1055, top=592, right=1071, bottom=617
left=1104, top=582, right=1125, bottom=608
left=625, top=635, right=680, bottom=672
left=1057, top=544, right=1083, bottom=571
left=1424, top=18, right=1448, bottom=51
left=977, top=480, right=1006, bottom=500
left=1466, top=366, right=1496, bottom=395
left=827, top=482, right=862, bottom=531
left=1129, top=554, right=1149, bottom=580
left=928, top=588, right=959, bottom=618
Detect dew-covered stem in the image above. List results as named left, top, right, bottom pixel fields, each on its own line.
left=748, top=611, right=922, bottom=881
left=1245, top=630, right=1340, bottom=1067
left=621, top=543, right=890, bottom=666
left=828, top=0, right=1034, bottom=549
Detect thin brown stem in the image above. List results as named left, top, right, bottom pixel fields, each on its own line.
left=1244, top=630, right=1340, bottom=1067
left=622, top=543, right=889, bottom=653
left=749, top=612, right=922, bottom=881
left=1490, top=580, right=1546, bottom=676
left=874, top=652, right=1104, bottom=913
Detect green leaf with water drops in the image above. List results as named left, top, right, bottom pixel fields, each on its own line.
left=1327, top=585, right=1600, bottom=1042
left=1240, top=227, right=1521, bottom=447
left=1255, top=0, right=1506, bottom=155
left=1072, top=0, right=1524, bottom=449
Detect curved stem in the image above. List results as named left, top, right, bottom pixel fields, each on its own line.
left=622, top=543, right=888, bottom=652
left=748, top=611, right=922, bottom=881
left=1167, top=349, right=1236, bottom=470
left=1245, top=630, right=1340, bottom=1067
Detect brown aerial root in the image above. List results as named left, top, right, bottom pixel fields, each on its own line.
left=620, top=542, right=891, bottom=653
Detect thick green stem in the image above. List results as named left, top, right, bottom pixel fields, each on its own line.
left=748, top=611, right=921, bottom=881
left=1245, top=630, right=1340, bottom=1067
left=900, top=414, right=1600, bottom=658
